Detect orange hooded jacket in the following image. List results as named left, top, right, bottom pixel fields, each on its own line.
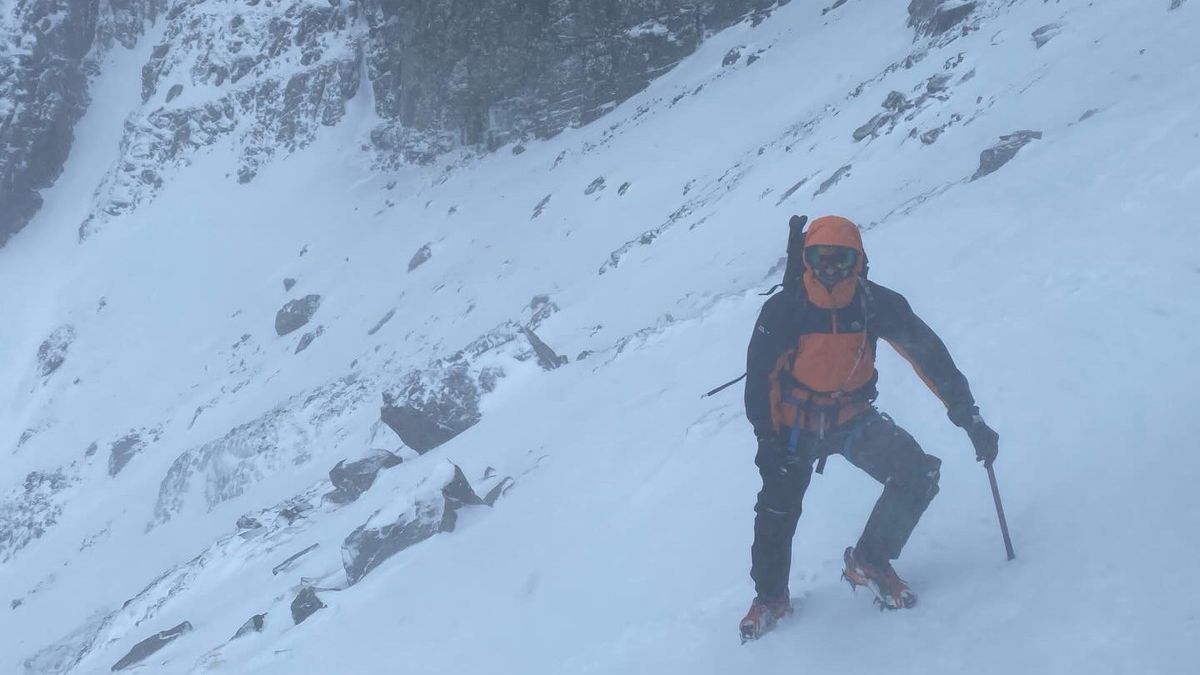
left=745, top=216, right=979, bottom=438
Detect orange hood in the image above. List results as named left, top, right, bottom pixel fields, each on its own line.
left=803, top=215, right=865, bottom=308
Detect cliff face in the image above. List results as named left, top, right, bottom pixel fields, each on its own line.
left=363, top=0, right=790, bottom=160
left=1, top=0, right=788, bottom=245
left=0, top=0, right=165, bottom=246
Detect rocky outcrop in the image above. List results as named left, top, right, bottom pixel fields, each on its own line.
left=325, top=450, right=403, bottom=504
left=290, top=587, right=326, bottom=625
left=971, top=130, right=1042, bottom=180
left=363, top=0, right=790, bottom=159
left=152, top=373, right=373, bottom=526
left=408, top=244, right=433, bottom=272
left=381, top=360, right=487, bottom=453
left=0, top=0, right=164, bottom=246
left=231, top=614, right=266, bottom=640
left=78, top=0, right=365, bottom=240
left=111, top=621, right=192, bottom=671
left=37, top=325, right=76, bottom=377
left=341, top=462, right=484, bottom=585
left=10, top=0, right=792, bottom=240
left=0, top=468, right=76, bottom=564
left=907, top=0, right=977, bottom=38
left=275, top=295, right=322, bottom=336
left=107, top=434, right=143, bottom=477
left=295, top=326, right=325, bottom=354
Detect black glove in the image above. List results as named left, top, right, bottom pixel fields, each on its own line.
left=965, top=419, right=999, bottom=467
left=948, top=404, right=999, bottom=467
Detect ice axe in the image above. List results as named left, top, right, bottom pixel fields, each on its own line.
left=986, top=464, right=1016, bottom=561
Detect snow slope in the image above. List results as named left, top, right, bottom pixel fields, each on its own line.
left=2, top=1, right=1199, bottom=673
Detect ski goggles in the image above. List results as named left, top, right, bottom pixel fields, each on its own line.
left=803, top=245, right=858, bottom=271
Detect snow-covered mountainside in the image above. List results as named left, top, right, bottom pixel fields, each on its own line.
left=2, top=1, right=1199, bottom=673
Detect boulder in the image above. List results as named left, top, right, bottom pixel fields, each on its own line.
left=907, top=0, right=977, bottom=38
left=275, top=295, right=322, bottom=336
left=325, top=450, right=403, bottom=504
left=408, top=244, right=432, bottom=272
left=295, top=326, right=325, bottom=354
left=37, top=326, right=76, bottom=377
left=108, top=433, right=149, bottom=477
left=231, top=614, right=266, bottom=640
left=290, top=587, right=325, bottom=625
left=341, top=463, right=484, bottom=585
left=381, top=361, right=483, bottom=454
left=111, top=621, right=193, bottom=671
left=971, top=131, right=1043, bottom=181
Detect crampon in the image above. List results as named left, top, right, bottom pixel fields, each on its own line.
left=739, top=594, right=793, bottom=642
left=841, top=546, right=917, bottom=610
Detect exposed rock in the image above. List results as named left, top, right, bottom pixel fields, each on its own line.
left=814, top=165, right=853, bottom=197
left=408, top=244, right=433, bottom=272
left=111, top=621, right=192, bottom=671
left=526, top=295, right=560, bottom=330
left=275, top=295, right=322, bottom=336
left=79, top=0, right=364, bottom=239
left=0, top=0, right=165, bottom=246
left=290, top=587, right=325, bottom=625
left=108, top=432, right=152, bottom=478
left=271, top=543, right=320, bottom=576
left=283, top=277, right=297, bottom=292
left=1032, top=23, right=1063, bottom=49
left=1171, top=0, right=1186, bottom=10
left=152, top=374, right=373, bottom=525
left=585, top=177, right=607, bottom=195
left=364, top=0, right=791, bottom=156
left=341, top=462, right=484, bottom=585
left=531, top=194, right=552, bottom=219
left=907, top=0, right=977, bottom=38
left=37, top=326, right=76, bottom=377
left=1, top=469, right=75, bottom=564
left=722, top=47, right=743, bottom=67
left=971, top=130, right=1042, bottom=180
left=231, top=614, right=266, bottom=640
left=235, top=515, right=262, bottom=531
left=853, top=112, right=894, bottom=142
left=483, top=477, right=515, bottom=507
left=325, top=450, right=403, bottom=504
left=367, top=308, right=397, bottom=335
left=295, top=326, right=325, bottom=354
left=618, top=182, right=632, bottom=195
left=822, top=0, right=849, bottom=14
left=381, top=361, right=483, bottom=453
left=521, top=327, right=568, bottom=371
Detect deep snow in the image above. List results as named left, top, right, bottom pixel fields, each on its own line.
left=2, top=1, right=1199, bottom=674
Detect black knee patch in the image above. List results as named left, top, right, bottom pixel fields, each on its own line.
left=892, top=454, right=941, bottom=502
left=755, top=464, right=811, bottom=518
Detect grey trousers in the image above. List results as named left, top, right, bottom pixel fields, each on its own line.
left=750, top=409, right=942, bottom=599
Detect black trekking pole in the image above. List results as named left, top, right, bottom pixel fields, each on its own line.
left=986, top=464, right=1016, bottom=561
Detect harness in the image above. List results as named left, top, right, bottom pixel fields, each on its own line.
left=781, top=278, right=879, bottom=474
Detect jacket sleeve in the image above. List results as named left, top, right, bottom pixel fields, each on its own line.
left=869, top=282, right=979, bottom=427
left=745, top=293, right=790, bottom=437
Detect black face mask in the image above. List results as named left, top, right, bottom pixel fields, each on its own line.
left=804, top=246, right=857, bottom=286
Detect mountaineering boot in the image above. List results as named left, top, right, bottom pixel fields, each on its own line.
left=739, top=594, right=792, bottom=642
left=841, top=546, right=917, bottom=610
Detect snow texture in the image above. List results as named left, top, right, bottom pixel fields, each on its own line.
left=1, top=0, right=1198, bottom=674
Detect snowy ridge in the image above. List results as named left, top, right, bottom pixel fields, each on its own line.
left=1, top=0, right=1199, bottom=673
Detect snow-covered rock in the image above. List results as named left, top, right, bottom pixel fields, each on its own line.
left=110, top=620, right=193, bottom=671
left=341, top=462, right=484, bottom=585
